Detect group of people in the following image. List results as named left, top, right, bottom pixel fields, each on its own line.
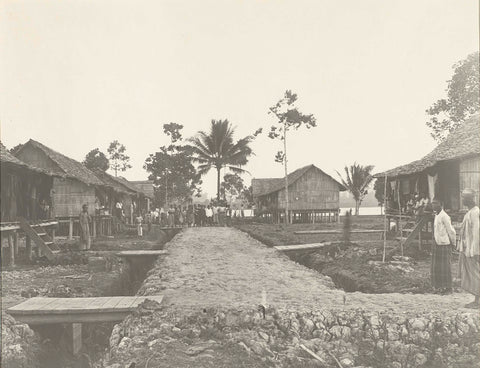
left=144, top=203, right=244, bottom=228
left=431, top=188, right=479, bottom=308
left=405, top=193, right=431, bottom=217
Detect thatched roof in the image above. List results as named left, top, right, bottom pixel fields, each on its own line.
left=91, top=168, right=134, bottom=194
left=17, top=139, right=103, bottom=186
left=375, top=115, right=480, bottom=178
left=252, top=164, right=345, bottom=198
left=111, top=176, right=144, bottom=196
left=1, top=142, right=58, bottom=176
left=130, top=180, right=155, bottom=199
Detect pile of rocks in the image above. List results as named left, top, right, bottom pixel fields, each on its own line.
left=1, top=313, right=41, bottom=368
left=103, top=300, right=479, bottom=368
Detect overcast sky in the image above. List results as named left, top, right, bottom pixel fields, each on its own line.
left=1, top=0, right=478, bottom=198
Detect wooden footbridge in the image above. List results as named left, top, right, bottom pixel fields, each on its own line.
left=7, top=295, right=164, bottom=354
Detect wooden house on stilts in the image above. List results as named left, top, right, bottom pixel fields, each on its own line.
left=252, top=164, right=346, bottom=223
left=375, top=115, right=480, bottom=248
left=1, top=143, right=60, bottom=264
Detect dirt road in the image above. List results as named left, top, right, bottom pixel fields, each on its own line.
left=140, top=227, right=474, bottom=313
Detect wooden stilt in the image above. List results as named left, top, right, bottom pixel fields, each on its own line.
left=13, top=231, right=19, bottom=257
left=69, top=218, right=74, bottom=240
left=71, top=323, right=82, bottom=355
left=26, top=236, right=32, bottom=261
left=51, top=228, right=55, bottom=243
left=8, top=234, right=15, bottom=266
left=92, top=218, right=97, bottom=238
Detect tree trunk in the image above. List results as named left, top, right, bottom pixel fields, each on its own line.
left=216, top=167, right=221, bottom=201
left=165, top=176, right=168, bottom=207
left=284, top=123, right=289, bottom=225
left=355, top=200, right=360, bottom=216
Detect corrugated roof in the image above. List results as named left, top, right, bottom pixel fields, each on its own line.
left=252, top=164, right=345, bottom=197
left=375, top=115, right=480, bottom=178
left=17, top=139, right=103, bottom=186
left=1, top=142, right=59, bottom=176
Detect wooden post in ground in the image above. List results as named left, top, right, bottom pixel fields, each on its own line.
left=51, top=227, right=55, bottom=243
left=397, top=182, right=403, bottom=257
left=382, top=174, right=388, bottom=263
left=69, top=218, right=74, bottom=240
left=92, top=217, right=97, bottom=238
left=8, top=234, right=15, bottom=266
left=71, top=323, right=82, bottom=355
left=13, top=231, right=19, bottom=257
left=26, top=236, right=32, bottom=261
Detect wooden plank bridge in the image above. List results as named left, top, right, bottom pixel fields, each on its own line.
left=7, top=295, right=164, bottom=354
left=274, top=242, right=332, bottom=252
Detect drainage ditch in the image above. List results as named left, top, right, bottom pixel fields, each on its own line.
left=12, top=227, right=179, bottom=368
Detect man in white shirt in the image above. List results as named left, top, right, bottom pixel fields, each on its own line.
left=431, top=199, right=456, bottom=293
left=457, top=188, right=480, bottom=308
left=205, top=205, right=214, bottom=226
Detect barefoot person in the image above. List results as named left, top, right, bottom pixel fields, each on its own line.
left=79, top=204, right=91, bottom=250
left=431, top=199, right=456, bottom=293
left=458, top=189, right=480, bottom=308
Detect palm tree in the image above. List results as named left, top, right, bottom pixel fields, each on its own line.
left=336, top=163, right=375, bottom=216
left=188, top=119, right=254, bottom=200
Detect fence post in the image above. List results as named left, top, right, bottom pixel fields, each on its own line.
left=69, top=218, right=74, bottom=240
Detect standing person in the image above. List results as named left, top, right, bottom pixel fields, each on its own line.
left=205, top=205, right=213, bottom=226
left=146, top=211, right=152, bottom=233
left=79, top=204, right=91, bottom=250
left=167, top=205, right=175, bottom=227
left=187, top=205, right=194, bottom=227
left=226, top=205, right=232, bottom=227
left=200, top=205, right=207, bottom=227
left=457, top=189, right=480, bottom=308
left=431, top=199, right=456, bottom=293
left=212, top=205, right=218, bottom=225
left=136, top=213, right=143, bottom=236
left=178, top=206, right=184, bottom=227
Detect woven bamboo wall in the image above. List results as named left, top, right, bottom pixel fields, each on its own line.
left=52, top=177, right=95, bottom=217
left=277, top=167, right=340, bottom=210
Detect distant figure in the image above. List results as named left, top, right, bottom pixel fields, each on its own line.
left=79, top=204, right=91, bottom=250
left=226, top=205, right=232, bottom=227
left=457, top=189, right=480, bottom=308
left=187, top=205, right=195, bottom=227
left=167, top=205, right=175, bottom=227
left=212, top=205, right=218, bottom=225
left=205, top=205, right=213, bottom=226
left=115, top=201, right=123, bottom=219
left=431, top=199, right=455, bottom=293
left=146, top=211, right=152, bottom=233
left=178, top=206, right=184, bottom=227
left=136, top=214, right=143, bottom=236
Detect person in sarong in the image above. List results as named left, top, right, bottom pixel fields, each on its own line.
left=431, top=199, right=456, bottom=293
left=79, top=204, right=91, bottom=250
left=457, top=188, right=480, bottom=308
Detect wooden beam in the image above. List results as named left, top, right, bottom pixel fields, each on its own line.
left=8, top=234, right=14, bottom=266
left=71, top=323, right=82, bottom=355
left=274, top=242, right=331, bottom=252
left=13, top=231, right=19, bottom=257
left=294, top=229, right=384, bottom=235
left=69, top=218, right=73, bottom=240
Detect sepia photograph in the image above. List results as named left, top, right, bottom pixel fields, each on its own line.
left=0, top=1, right=479, bottom=367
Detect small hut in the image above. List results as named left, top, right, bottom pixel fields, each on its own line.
left=14, top=139, right=104, bottom=218
left=252, top=164, right=346, bottom=223
left=1, top=143, right=57, bottom=222
left=375, top=115, right=480, bottom=218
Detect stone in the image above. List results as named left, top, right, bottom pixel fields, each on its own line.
left=410, top=318, right=426, bottom=331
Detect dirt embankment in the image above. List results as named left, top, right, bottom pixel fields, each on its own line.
left=236, top=221, right=460, bottom=294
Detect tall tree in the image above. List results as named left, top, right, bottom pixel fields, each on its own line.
left=336, top=163, right=375, bottom=216
left=83, top=148, right=109, bottom=171
left=426, top=52, right=479, bottom=142
left=268, top=90, right=316, bottom=224
left=108, top=140, right=132, bottom=176
left=188, top=119, right=254, bottom=200
left=144, top=123, right=202, bottom=206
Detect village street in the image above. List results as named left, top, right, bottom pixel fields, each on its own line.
left=140, top=227, right=473, bottom=313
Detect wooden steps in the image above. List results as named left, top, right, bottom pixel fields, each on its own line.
left=19, top=218, right=59, bottom=261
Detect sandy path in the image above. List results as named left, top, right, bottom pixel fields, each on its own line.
left=141, top=227, right=474, bottom=313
